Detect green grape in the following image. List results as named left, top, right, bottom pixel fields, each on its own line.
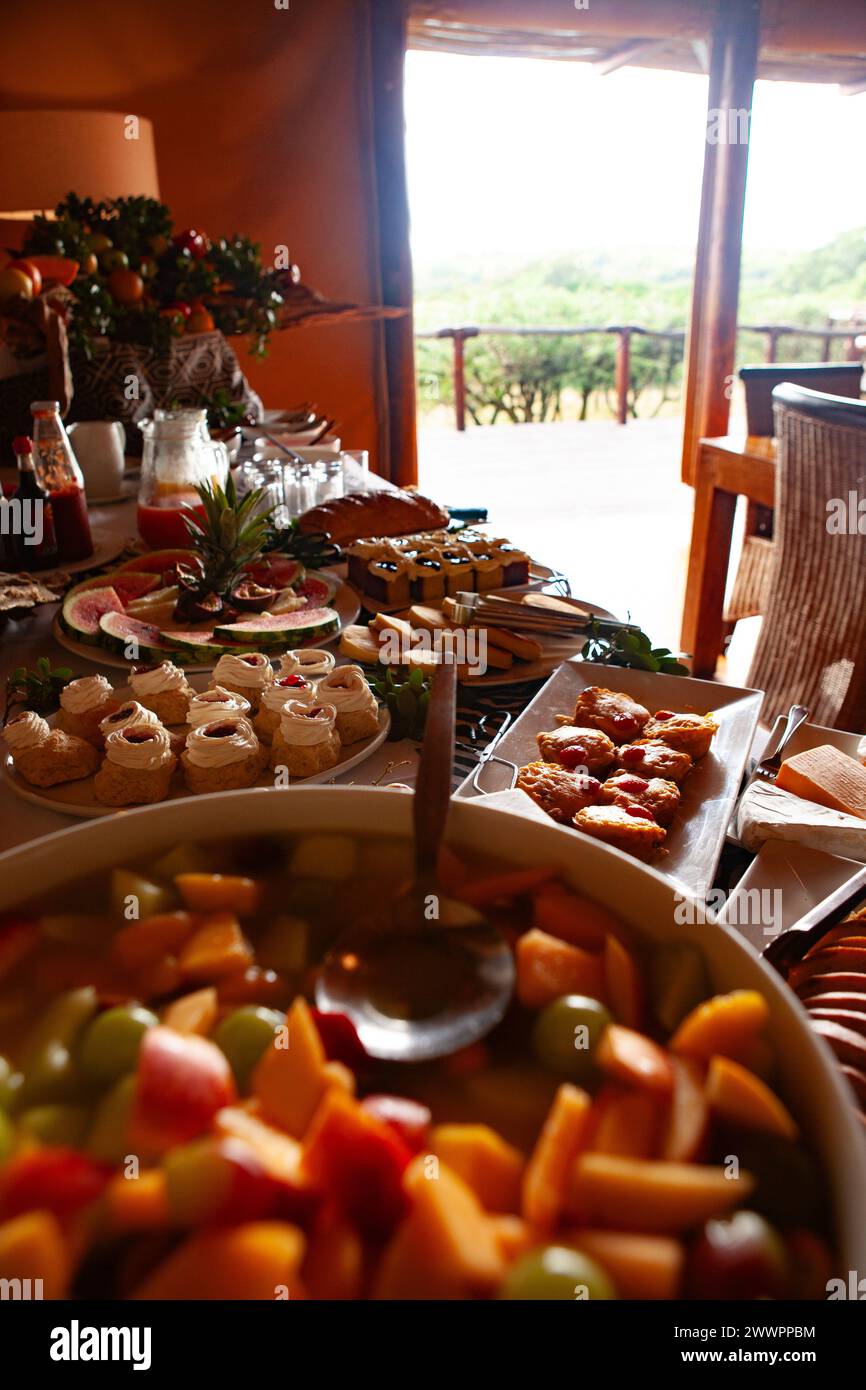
left=0, top=1109, right=15, bottom=1162
left=214, top=1006, right=283, bottom=1091
left=77, top=1005, right=159, bottom=1085
left=501, top=1246, right=617, bottom=1300
left=19, top=1104, right=90, bottom=1147
left=531, top=995, right=612, bottom=1082
left=87, top=1074, right=137, bottom=1165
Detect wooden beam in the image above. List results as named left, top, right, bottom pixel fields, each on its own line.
left=594, top=38, right=669, bottom=76
left=680, top=0, right=760, bottom=486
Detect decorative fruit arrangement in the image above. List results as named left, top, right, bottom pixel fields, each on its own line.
left=16, top=194, right=297, bottom=358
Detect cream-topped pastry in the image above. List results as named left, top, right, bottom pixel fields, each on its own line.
left=3, top=710, right=50, bottom=752
left=279, top=649, right=336, bottom=681
left=99, top=700, right=160, bottom=740
left=185, top=716, right=261, bottom=768
left=129, top=661, right=193, bottom=724
left=211, top=653, right=275, bottom=710
left=57, top=675, right=118, bottom=746
left=5, top=710, right=99, bottom=788
left=61, top=674, right=114, bottom=715
left=187, top=686, right=251, bottom=727
left=255, top=674, right=316, bottom=743
left=858, top=734, right=866, bottom=766
left=270, top=701, right=341, bottom=778
left=181, top=715, right=266, bottom=793
left=317, top=666, right=380, bottom=745
left=94, top=722, right=177, bottom=807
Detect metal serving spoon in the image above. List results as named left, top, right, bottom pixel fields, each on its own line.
left=316, top=658, right=515, bottom=1061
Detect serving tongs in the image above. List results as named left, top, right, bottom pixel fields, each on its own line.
left=763, top=864, right=866, bottom=974
left=448, top=591, right=639, bottom=639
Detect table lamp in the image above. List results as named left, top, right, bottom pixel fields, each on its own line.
left=0, top=110, right=159, bottom=219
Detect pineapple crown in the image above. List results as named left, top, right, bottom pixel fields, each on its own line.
left=183, top=472, right=273, bottom=595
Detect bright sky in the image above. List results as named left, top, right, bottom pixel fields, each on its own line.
left=405, top=51, right=866, bottom=267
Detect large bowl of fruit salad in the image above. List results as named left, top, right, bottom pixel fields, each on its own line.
left=0, top=785, right=863, bottom=1301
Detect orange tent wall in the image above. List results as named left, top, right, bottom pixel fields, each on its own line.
left=0, top=0, right=405, bottom=478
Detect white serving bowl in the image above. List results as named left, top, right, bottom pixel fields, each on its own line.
left=1, top=786, right=863, bottom=1272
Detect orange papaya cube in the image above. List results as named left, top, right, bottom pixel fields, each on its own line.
left=303, top=1212, right=364, bottom=1300
left=531, top=883, right=614, bottom=950
left=175, top=873, right=263, bottom=916
left=322, top=1060, right=356, bottom=1095
left=373, top=1156, right=505, bottom=1299
left=111, top=911, right=197, bottom=970
left=459, top=865, right=558, bottom=909
left=705, top=1055, right=798, bottom=1139
left=0, top=1210, right=70, bottom=1300
left=489, top=1214, right=536, bottom=1262
left=133, top=1220, right=306, bottom=1300
left=162, top=986, right=219, bottom=1036
left=103, top=1170, right=169, bottom=1234
left=178, top=912, right=253, bottom=981
left=661, top=1057, right=709, bottom=1162
left=670, top=990, right=769, bottom=1063
left=302, top=1089, right=411, bottom=1237
left=522, top=1082, right=591, bottom=1230
left=516, top=929, right=606, bottom=1009
left=596, top=1024, right=674, bottom=1094
left=429, top=1124, right=525, bottom=1214
left=567, top=1154, right=754, bottom=1233
left=604, top=934, right=645, bottom=1029
left=588, top=1085, right=660, bottom=1159
left=214, top=1105, right=304, bottom=1184
left=564, top=1229, right=684, bottom=1300
left=252, top=997, right=328, bottom=1138
left=129, top=956, right=183, bottom=1001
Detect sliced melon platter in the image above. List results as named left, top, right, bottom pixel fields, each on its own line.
left=60, top=549, right=341, bottom=666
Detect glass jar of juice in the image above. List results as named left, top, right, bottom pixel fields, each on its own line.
left=30, top=401, right=94, bottom=562
left=136, top=409, right=229, bottom=550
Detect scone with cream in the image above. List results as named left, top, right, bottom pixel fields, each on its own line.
left=210, top=652, right=275, bottom=711
left=57, top=675, right=118, bottom=746
left=316, top=665, right=379, bottom=744
left=94, top=723, right=177, bottom=806
left=270, top=701, right=341, bottom=778
left=254, top=673, right=317, bottom=742
left=3, top=710, right=100, bottom=787
left=182, top=716, right=267, bottom=793
left=187, top=686, right=251, bottom=728
left=129, top=662, right=194, bottom=725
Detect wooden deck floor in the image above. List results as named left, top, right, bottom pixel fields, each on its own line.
left=418, top=417, right=757, bottom=685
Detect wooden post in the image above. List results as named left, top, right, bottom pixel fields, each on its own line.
left=680, top=0, right=760, bottom=486
left=615, top=328, right=631, bottom=424
left=454, top=330, right=467, bottom=432
left=764, top=328, right=780, bottom=363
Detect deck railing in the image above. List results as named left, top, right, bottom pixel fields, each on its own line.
left=415, top=322, right=864, bottom=430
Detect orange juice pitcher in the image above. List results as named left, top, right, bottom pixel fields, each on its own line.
left=136, top=408, right=229, bottom=550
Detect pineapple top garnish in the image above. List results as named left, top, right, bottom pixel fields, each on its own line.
left=183, top=474, right=273, bottom=598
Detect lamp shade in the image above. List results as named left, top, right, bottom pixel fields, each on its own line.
left=0, top=110, right=159, bottom=218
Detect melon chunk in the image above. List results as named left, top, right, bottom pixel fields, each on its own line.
left=252, top=997, right=328, bottom=1137
left=705, top=1055, right=799, bottom=1139
left=588, top=1086, right=660, bottom=1158
left=777, top=744, right=866, bottom=820
left=567, top=1154, right=754, bottom=1232
left=429, top=1124, right=525, bottom=1213
left=564, top=1229, right=684, bottom=1300
left=531, top=883, right=614, bottom=950
left=133, top=1221, right=307, bottom=1299
left=522, top=1083, right=591, bottom=1230
left=162, top=987, right=219, bottom=1036
left=373, top=1157, right=505, bottom=1299
left=516, top=929, right=606, bottom=1008
left=604, top=934, right=645, bottom=1028
left=662, top=1057, right=709, bottom=1161
left=670, top=990, right=769, bottom=1063
left=596, top=1024, right=673, bottom=1093
left=0, top=1210, right=70, bottom=1300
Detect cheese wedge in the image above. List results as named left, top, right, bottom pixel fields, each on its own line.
left=777, top=745, right=866, bottom=821
left=736, top=780, right=866, bottom=860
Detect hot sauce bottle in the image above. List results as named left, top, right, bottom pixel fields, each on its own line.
left=30, top=401, right=94, bottom=562
left=10, top=435, right=58, bottom=570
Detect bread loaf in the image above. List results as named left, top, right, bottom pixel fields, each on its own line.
left=298, top=489, right=449, bottom=545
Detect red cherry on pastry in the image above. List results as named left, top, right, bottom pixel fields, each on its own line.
left=620, top=747, right=644, bottom=765
left=559, top=745, right=590, bottom=768
left=617, top=775, right=649, bottom=793
left=624, top=804, right=655, bottom=820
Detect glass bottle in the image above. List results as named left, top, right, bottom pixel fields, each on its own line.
left=30, top=401, right=94, bottom=562
left=11, top=435, right=58, bottom=570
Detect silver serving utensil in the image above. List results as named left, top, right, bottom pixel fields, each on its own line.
left=448, top=591, right=638, bottom=638
left=729, top=704, right=810, bottom=846
left=763, top=864, right=866, bottom=973
left=316, top=658, right=515, bottom=1061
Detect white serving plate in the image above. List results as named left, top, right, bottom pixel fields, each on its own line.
left=52, top=572, right=360, bottom=673
left=456, top=658, right=763, bottom=895
left=719, top=840, right=864, bottom=954
left=0, top=786, right=862, bottom=1275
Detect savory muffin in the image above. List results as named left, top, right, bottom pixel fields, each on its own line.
left=599, top=771, right=681, bottom=827
left=569, top=686, right=650, bottom=743
left=617, top=739, right=693, bottom=784
left=643, top=710, right=719, bottom=759
left=517, top=761, right=602, bottom=824
left=536, top=725, right=617, bottom=774
left=573, top=803, right=667, bottom=860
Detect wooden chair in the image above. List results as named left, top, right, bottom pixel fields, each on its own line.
left=726, top=362, right=863, bottom=625
left=746, top=383, right=866, bottom=730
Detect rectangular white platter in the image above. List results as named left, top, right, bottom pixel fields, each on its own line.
left=455, top=658, right=764, bottom=897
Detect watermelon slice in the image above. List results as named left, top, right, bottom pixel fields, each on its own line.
left=116, top=550, right=203, bottom=588
left=73, top=570, right=161, bottom=605
left=213, top=607, right=339, bottom=648
left=294, top=573, right=337, bottom=607
left=243, top=557, right=304, bottom=590
left=98, top=612, right=179, bottom=661
left=61, top=586, right=125, bottom=644
left=163, top=630, right=228, bottom=662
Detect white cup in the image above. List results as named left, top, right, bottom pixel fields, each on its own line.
left=68, top=420, right=126, bottom=499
